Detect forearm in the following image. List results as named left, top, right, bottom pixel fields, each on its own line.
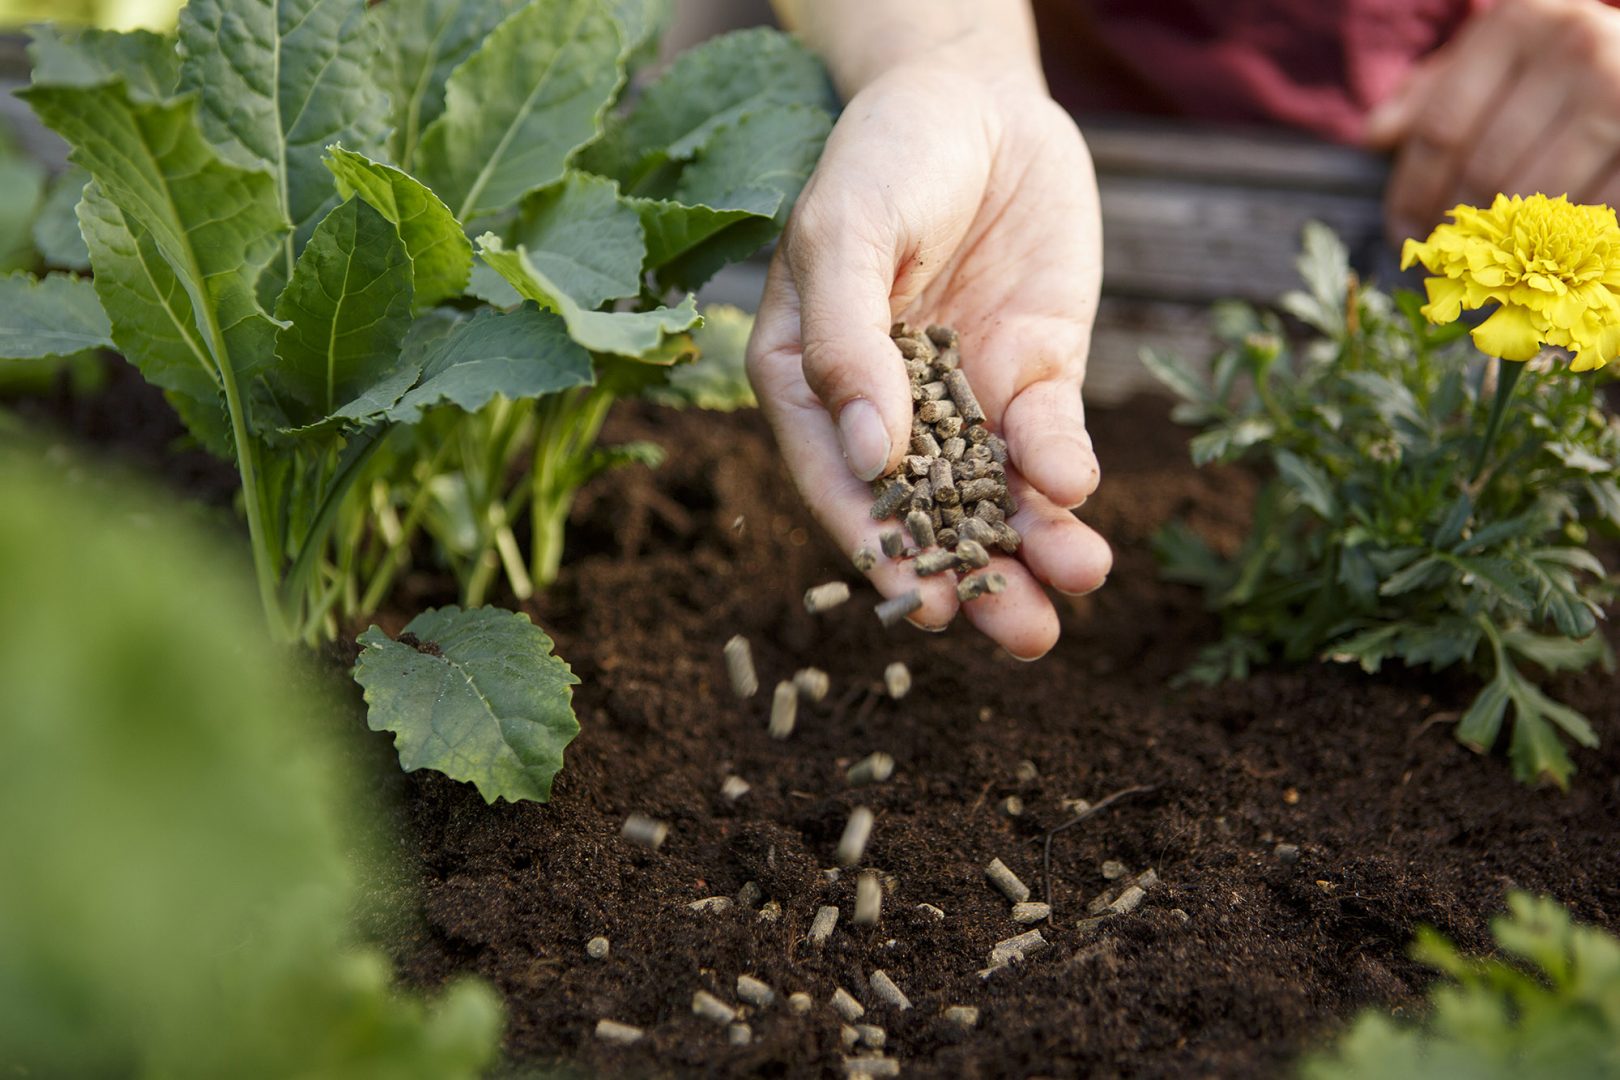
left=770, top=0, right=1046, bottom=98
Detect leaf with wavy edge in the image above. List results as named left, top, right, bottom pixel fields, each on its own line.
left=326, top=147, right=472, bottom=312
left=0, top=273, right=112, bottom=360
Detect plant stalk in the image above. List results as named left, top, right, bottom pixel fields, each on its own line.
left=1470, top=358, right=1526, bottom=484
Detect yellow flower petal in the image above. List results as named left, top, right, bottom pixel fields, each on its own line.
left=1472, top=304, right=1545, bottom=361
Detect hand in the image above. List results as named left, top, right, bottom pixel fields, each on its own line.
left=746, top=62, right=1112, bottom=660
left=1367, top=0, right=1620, bottom=244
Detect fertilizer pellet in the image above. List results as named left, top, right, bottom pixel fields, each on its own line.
left=910, top=479, right=933, bottom=511
left=622, top=814, right=668, bottom=851
left=838, top=807, right=875, bottom=866
left=904, top=509, right=936, bottom=550
left=1000, top=795, right=1024, bottom=817
left=1101, top=860, right=1127, bottom=880
left=934, top=414, right=964, bottom=438
left=586, top=936, right=610, bottom=959
left=832, top=986, right=866, bottom=1022
left=942, top=369, right=986, bottom=425
left=758, top=900, right=783, bottom=923
left=985, top=858, right=1031, bottom=903
left=926, top=324, right=958, bottom=349
left=880, top=529, right=904, bottom=558
left=736, top=880, right=764, bottom=908
left=904, top=453, right=932, bottom=477
left=973, top=500, right=1004, bottom=525
left=918, top=380, right=949, bottom=401
left=957, top=517, right=996, bottom=548
left=793, top=667, right=831, bottom=702
left=990, top=928, right=1049, bottom=965
left=737, top=974, right=775, bottom=1008
left=1086, top=891, right=1116, bottom=916
left=1015, top=759, right=1039, bottom=783
left=853, top=546, right=878, bottom=573
left=883, top=662, right=911, bottom=700
left=1011, top=902, right=1050, bottom=924
left=847, top=752, right=895, bottom=786
left=943, top=1005, right=980, bottom=1029
left=723, top=635, right=758, bottom=699
left=992, top=521, right=1022, bottom=554
left=854, top=871, right=882, bottom=925
left=693, top=990, right=737, bottom=1025
left=875, top=590, right=923, bottom=628
left=824, top=868, right=841, bottom=883
left=728, top=1023, right=752, bottom=1046
left=916, top=903, right=945, bottom=921
left=843, top=1057, right=900, bottom=1078
left=840, top=1025, right=861, bottom=1050
left=788, top=991, right=813, bottom=1014
left=721, top=775, right=751, bottom=803
left=855, top=1024, right=887, bottom=1049
left=594, top=1019, right=644, bottom=1045
left=868, top=970, right=912, bottom=1011
left=869, top=479, right=914, bottom=521
left=1275, top=843, right=1300, bottom=864
left=688, top=896, right=733, bottom=914
left=956, top=572, right=1006, bottom=603
left=1136, top=867, right=1160, bottom=890
left=805, top=581, right=852, bottom=614
left=1110, top=885, right=1147, bottom=915
left=955, top=538, right=990, bottom=570
left=958, top=478, right=999, bottom=504
left=917, top=398, right=956, bottom=423
left=910, top=429, right=941, bottom=457
left=810, top=904, right=841, bottom=946
left=928, top=458, right=958, bottom=506
left=769, top=680, right=798, bottom=739
left=985, top=432, right=1009, bottom=463
left=913, top=549, right=958, bottom=577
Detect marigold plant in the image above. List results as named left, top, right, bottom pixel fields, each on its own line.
left=1149, top=219, right=1619, bottom=788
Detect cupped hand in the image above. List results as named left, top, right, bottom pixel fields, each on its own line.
left=1367, top=0, right=1620, bottom=243
left=745, top=63, right=1111, bottom=660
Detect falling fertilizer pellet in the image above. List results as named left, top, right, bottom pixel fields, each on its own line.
left=883, top=662, right=911, bottom=699
left=810, top=904, right=841, bottom=946
left=838, top=807, right=875, bottom=866
left=737, top=974, right=775, bottom=1008
left=847, top=752, right=895, bottom=786
left=944, top=1005, right=980, bottom=1029
left=720, top=775, right=751, bottom=803
left=793, top=666, right=831, bottom=702
left=956, top=571, right=1007, bottom=603
left=788, top=991, right=813, bottom=1014
left=594, top=1019, right=644, bottom=1045
left=831, top=986, right=865, bottom=1022
left=805, top=581, right=852, bottom=614
left=844, top=1057, right=900, bottom=1078
left=854, top=871, right=882, bottom=925
left=692, top=990, right=737, bottom=1025
left=723, top=635, right=758, bottom=699
left=769, top=680, right=798, bottom=739
left=622, top=814, right=668, bottom=851
left=727, top=1023, right=751, bottom=1046
left=875, top=590, right=923, bottom=628
left=585, top=936, right=610, bottom=959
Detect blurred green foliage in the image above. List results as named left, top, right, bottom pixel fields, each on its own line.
left=0, top=448, right=502, bottom=1076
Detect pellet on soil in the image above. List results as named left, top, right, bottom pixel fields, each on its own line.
left=913, top=549, right=958, bottom=577
left=832, top=986, right=865, bottom=1022
left=943, top=1005, right=980, bottom=1029
left=769, top=680, right=798, bottom=739
left=843, top=1057, right=900, bottom=1079
left=824, top=868, right=841, bottom=883
left=869, top=479, right=913, bottom=520
left=1087, top=891, right=1116, bottom=916
left=838, top=806, right=875, bottom=866
left=720, top=775, right=751, bottom=803
left=1102, top=860, right=1128, bottom=880
left=868, top=969, right=912, bottom=1011
left=956, top=571, right=1006, bottom=603
left=805, top=581, right=852, bottom=614
left=916, top=903, right=945, bottom=921
left=985, top=858, right=1031, bottom=903
left=905, top=509, right=936, bottom=551
left=883, top=661, right=911, bottom=700
left=854, top=871, right=882, bottom=925
left=788, top=991, right=813, bottom=1014
left=728, top=1023, right=751, bottom=1046
left=855, top=1024, right=887, bottom=1049
left=810, top=904, right=840, bottom=946
left=990, top=928, right=1049, bottom=965
left=758, top=900, right=783, bottom=923
left=848, top=752, right=895, bottom=786
left=736, top=880, right=764, bottom=908
left=688, top=896, right=733, bottom=914
left=1015, top=759, right=1039, bottom=783
left=840, top=1025, right=861, bottom=1050
left=1137, top=867, right=1160, bottom=890
left=594, top=1019, right=644, bottom=1045
left=793, top=666, right=831, bottom=702
left=879, top=529, right=904, bottom=558
left=1275, top=843, right=1300, bottom=864
left=621, top=813, right=668, bottom=851
left=736, top=974, right=775, bottom=1008
left=693, top=990, right=737, bottom=1025
left=875, top=590, right=922, bottom=627
left=1171, top=908, right=1190, bottom=924
left=723, top=635, right=757, bottom=699
left=1074, top=915, right=1111, bottom=936
left=585, top=936, right=610, bottom=959
left=1012, top=901, right=1051, bottom=924
left=1000, top=795, right=1024, bottom=817
left=853, top=545, right=878, bottom=573
left=1111, top=885, right=1147, bottom=915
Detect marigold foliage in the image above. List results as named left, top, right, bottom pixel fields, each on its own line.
left=1402, top=194, right=1620, bottom=371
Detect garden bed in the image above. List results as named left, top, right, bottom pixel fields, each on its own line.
left=336, top=395, right=1620, bottom=1078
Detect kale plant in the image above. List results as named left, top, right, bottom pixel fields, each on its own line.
left=1303, top=893, right=1620, bottom=1079
left=1, top=0, right=832, bottom=639
left=1149, top=224, right=1618, bottom=787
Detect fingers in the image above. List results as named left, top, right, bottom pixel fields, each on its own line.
left=1451, top=59, right=1578, bottom=206
left=781, top=200, right=912, bottom=483
left=1505, top=110, right=1620, bottom=204
left=999, top=377, right=1099, bottom=509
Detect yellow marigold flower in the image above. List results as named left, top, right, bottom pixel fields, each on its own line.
left=1400, top=193, right=1620, bottom=372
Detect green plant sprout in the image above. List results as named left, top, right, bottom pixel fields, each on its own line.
left=1, top=0, right=832, bottom=641
left=1149, top=220, right=1619, bottom=787
left=1303, top=893, right=1620, bottom=1079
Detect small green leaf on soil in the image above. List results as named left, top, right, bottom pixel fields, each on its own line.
left=355, top=605, right=580, bottom=803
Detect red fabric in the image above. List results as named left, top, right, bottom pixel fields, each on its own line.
left=1031, top=0, right=1483, bottom=144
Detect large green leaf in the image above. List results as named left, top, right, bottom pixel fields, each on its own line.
left=418, top=0, right=624, bottom=221
left=631, top=194, right=774, bottom=273
left=32, top=168, right=92, bottom=272
left=178, top=0, right=387, bottom=267
left=477, top=234, right=699, bottom=357
left=27, top=26, right=179, bottom=101
left=583, top=27, right=832, bottom=188
left=383, top=305, right=595, bottom=424
left=0, top=273, right=113, bottom=360
left=271, top=197, right=415, bottom=426
left=354, top=606, right=581, bottom=804
left=644, top=303, right=756, bottom=411
left=511, top=172, right=644, bottom=308
left=369, top=0, right=524, bottom=171
left=0, top=149, right=45, bottom=273
left=326, top=147, right=471, bottom=311
left=22, top=82, right=285, bottom=409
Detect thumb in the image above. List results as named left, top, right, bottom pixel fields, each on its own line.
left=782, top=205, right=912, bottom=483
left=1365, top=63, right=1437, bottom=148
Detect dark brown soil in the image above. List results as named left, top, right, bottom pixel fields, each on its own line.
left=20, top=368, right=1619, bottom=1077
left=378, top=398, right=1620, bottom=1079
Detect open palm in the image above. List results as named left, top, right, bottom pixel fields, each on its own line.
left=747, top=65, right=1111, bottom=659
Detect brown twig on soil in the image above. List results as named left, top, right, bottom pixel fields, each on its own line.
left=1037, top=784, right=1157, bottom=918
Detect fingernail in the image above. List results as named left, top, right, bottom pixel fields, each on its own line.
left=838, top=398, right=890, bottom=482
left=1006, top=648, right=1047, bottom=663
left=1056, top=576, right=1108, bottom=598
left=905, top=615, right=948, bottom=633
